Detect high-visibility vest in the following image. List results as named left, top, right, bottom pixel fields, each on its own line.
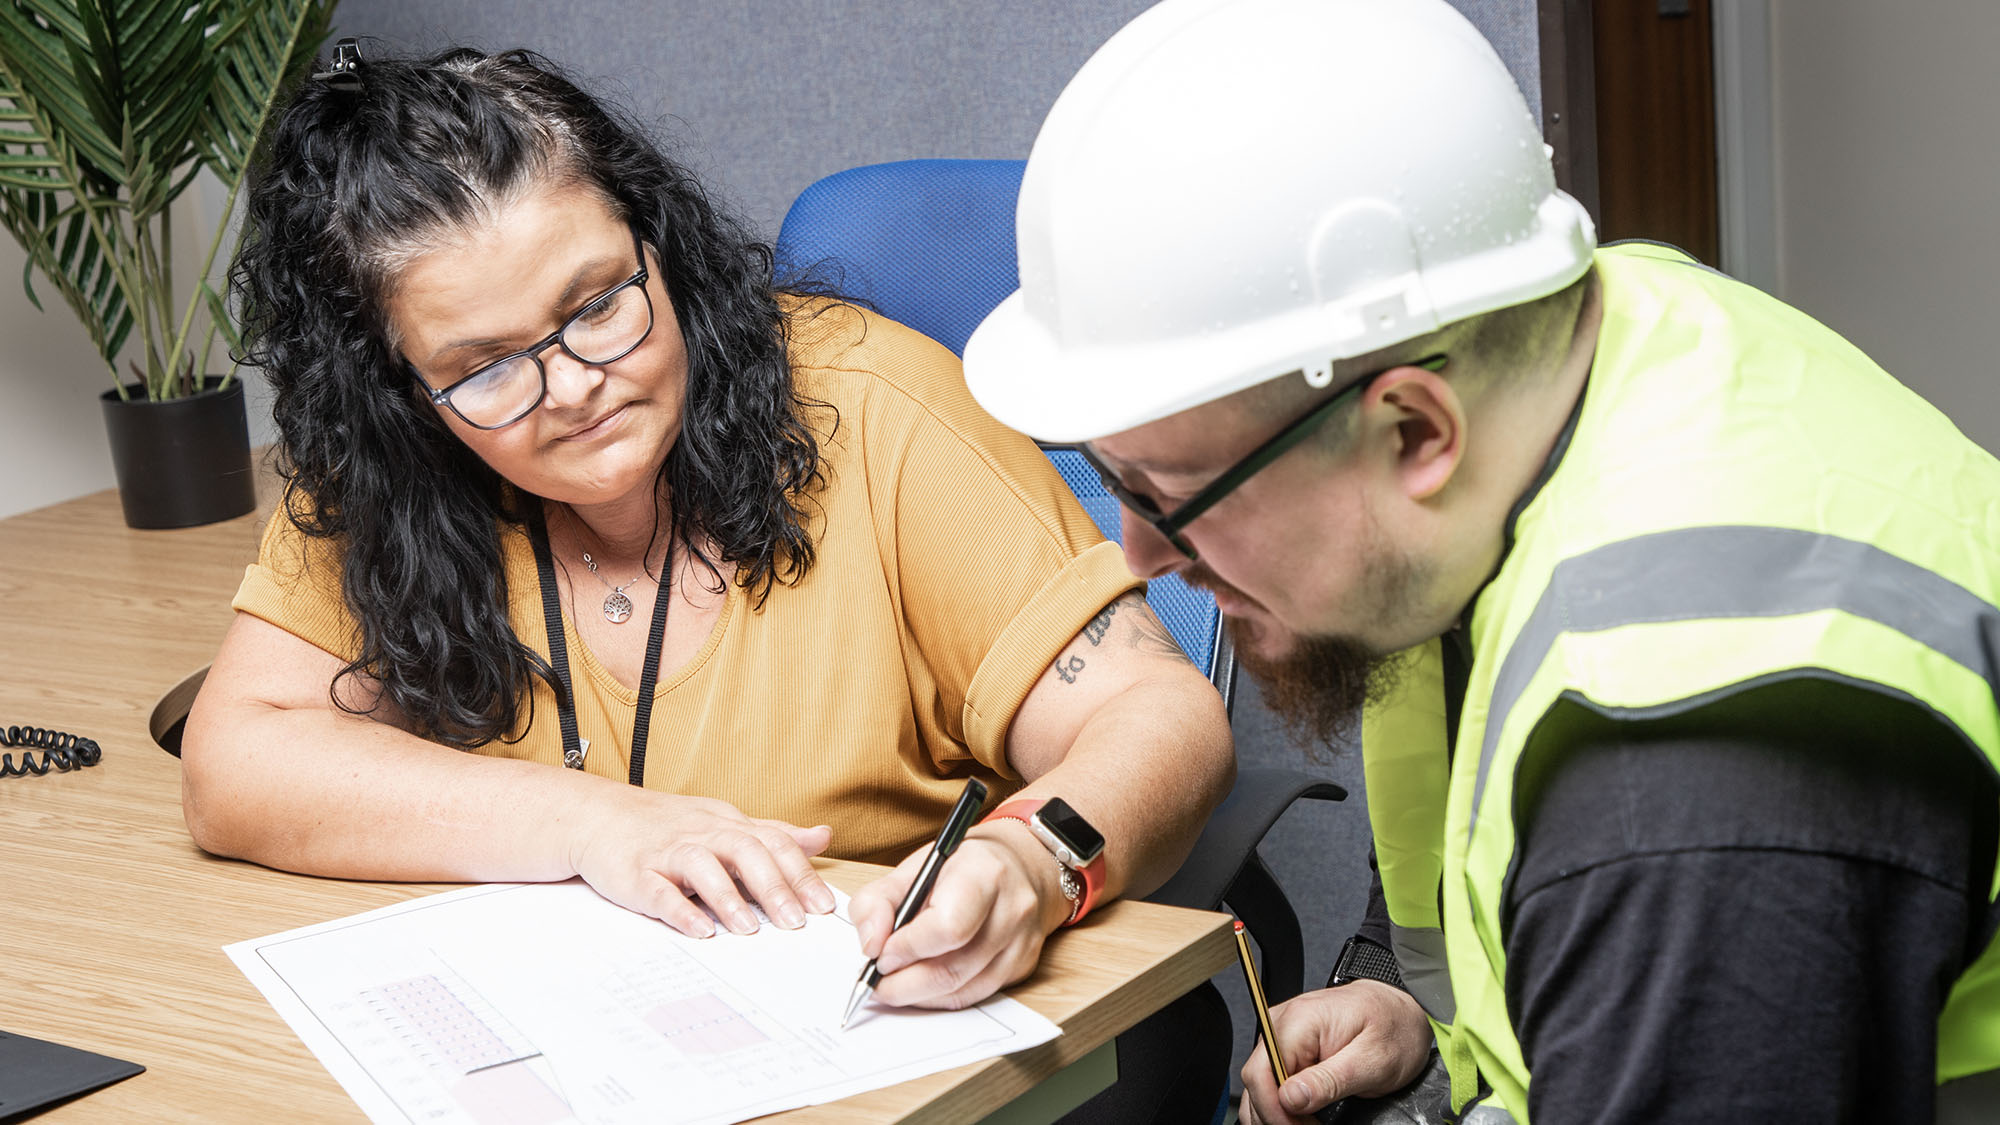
left=1361, top=242, right=2000, bottom=1123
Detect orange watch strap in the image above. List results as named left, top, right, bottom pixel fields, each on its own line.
left=983, top=799, right=1106, bottom=925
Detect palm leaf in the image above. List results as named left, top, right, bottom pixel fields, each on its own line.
left=0, top=73, right=62, bottom=188
left=0, top=2, right=123, bottom=186
left=159, top=0, right=330, bottom=382
left=0, top=185, right=129, bottom=373
left=0, top=0, right=336, bottom=398
left=200, top=0, right=332, bottom=183
left=0, top=46, right=130, bottom=371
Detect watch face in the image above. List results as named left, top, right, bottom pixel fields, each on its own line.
left=1036, top=798, right=1105, bottom=863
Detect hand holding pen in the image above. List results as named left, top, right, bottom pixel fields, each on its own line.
left=842, top=777, right=988, bottom=1027
left=1235, top=919, right=1379, bottom=1124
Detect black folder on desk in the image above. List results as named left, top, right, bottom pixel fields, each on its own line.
left=0, top=1028, right=143, bottom=1120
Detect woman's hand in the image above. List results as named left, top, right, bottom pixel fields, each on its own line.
left=568, top=790, right=836, bottom=937
left=1238, top=982, right=1434, bottom=1124
left=847, top=820, right=1068, bottom=1011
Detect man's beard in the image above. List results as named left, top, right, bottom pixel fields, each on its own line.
left=1187, top=535, right=1423, bottom=750
left=1231, top=622, right=1407, bottom=749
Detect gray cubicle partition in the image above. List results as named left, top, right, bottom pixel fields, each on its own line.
left=330, top=0, right=1539, bottom=240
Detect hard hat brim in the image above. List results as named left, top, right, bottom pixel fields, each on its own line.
left=964, top=290, right=1285, bottom=445
left=964, top=190, right=1596, bottom=447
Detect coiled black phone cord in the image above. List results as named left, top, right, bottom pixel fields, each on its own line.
left=0, top=725, right=103, bottom=778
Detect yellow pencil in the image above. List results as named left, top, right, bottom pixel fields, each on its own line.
left=1233, top=918, right=1289, bottom=1086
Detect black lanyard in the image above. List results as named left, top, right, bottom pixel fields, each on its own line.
left=528, top=512, right=672, bottom=787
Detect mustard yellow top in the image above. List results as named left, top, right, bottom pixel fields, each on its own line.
left=231, top=304, right=1140, bottom=864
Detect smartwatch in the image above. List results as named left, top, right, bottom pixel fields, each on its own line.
left=985, top=797, right=1107, bottom=926
left=1328, top=934, right=1406, bottom=992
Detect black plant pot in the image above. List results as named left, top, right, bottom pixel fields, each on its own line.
left=99, top=377, right=257, bottom=530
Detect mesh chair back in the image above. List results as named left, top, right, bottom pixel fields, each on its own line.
left=775, top=160, right=1023, bottom=357
left=1042, top=449, right=1221, bottom=678
left=775, top=159, right=1225, bottom=680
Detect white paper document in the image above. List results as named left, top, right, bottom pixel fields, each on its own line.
left=225, top=880, right=1061, bottom=1124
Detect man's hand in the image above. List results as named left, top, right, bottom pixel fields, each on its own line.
left=1239, top=981, right=1433, bottom=1124
left=847, top=821, right=1067, bottom=1012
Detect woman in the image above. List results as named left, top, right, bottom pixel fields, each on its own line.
left=181, top=43, right=1232, bottom=1033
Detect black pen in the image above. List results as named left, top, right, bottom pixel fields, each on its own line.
left=840, top=776, right=989, bottom=1028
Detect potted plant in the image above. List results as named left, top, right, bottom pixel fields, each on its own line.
left=0, top=0, right=335, bottom=528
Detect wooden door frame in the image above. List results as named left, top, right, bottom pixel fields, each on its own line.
left=1537, top=0, right=1778, bottom=289
left=1538, top=0, right=1600, bottom=222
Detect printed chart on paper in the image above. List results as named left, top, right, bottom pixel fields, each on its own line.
left=226, top=881, right=1058, bottom=1124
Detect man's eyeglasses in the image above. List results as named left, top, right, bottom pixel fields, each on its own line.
left=410, top=228, right=655, bottom=430
left=1077, top=354, right=1449, bottom=561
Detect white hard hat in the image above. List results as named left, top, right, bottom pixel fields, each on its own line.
left=964, top=0, right=1597, bottom=444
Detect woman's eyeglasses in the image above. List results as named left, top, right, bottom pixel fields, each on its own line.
left=411, top=228, right=655, bottom=431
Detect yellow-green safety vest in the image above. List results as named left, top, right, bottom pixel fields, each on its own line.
left=1361, top=242, right=2000, bottom=1123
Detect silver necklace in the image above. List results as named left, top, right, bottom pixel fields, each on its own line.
left=580, top=551, right=649, bottom=624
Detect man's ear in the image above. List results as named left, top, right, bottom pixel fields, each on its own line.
left=1367, top=364, right=1464, bottom=501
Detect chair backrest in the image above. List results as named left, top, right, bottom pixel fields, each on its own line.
left=774, top=159, right=1232, bottom=698
left=775, top=159, right=1023, bottom=357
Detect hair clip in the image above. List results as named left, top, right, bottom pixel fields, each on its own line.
left=313, top=37, right=363, bottom=92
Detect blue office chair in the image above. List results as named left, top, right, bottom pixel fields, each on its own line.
left=774, top=159, right=1344, bottom=1005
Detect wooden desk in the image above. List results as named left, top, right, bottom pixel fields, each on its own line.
left=0, top=483, right=1234, bottom=1123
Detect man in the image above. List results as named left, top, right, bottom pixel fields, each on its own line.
left=962, top=0, right=2000, bottom=1122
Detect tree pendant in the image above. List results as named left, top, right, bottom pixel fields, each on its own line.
left=602, top=590, right=634, bottom=624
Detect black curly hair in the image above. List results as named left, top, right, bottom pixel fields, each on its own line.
left=233, top=45, right=827, bottom=747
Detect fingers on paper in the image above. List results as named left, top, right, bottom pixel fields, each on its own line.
left=784, top=847, right=838, bottom=916
left=625, top=868, right=719, bottom=939
left=664, top=844, right=762, bottom=935
left=631, top=829, right=803, bottom=937
left=748, top=812, right=840, bottom=920
left=718, top=836, right=814, bottom=931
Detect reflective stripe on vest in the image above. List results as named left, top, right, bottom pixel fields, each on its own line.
left=1388, top=922, right=1452, bottom=1024
left=1468, top=525, right=2000, bottom=832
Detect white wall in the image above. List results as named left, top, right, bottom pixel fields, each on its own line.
left=0, top=232, right=120, bottom=517
left=1769, top=0, right=2000, bottom=453
left=0, top=181, right=275, bottom=520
